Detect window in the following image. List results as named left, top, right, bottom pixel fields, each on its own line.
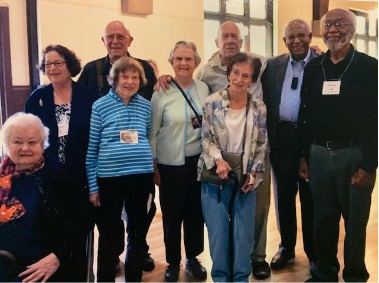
left=351, top=9, right=378, bottom=59
left=203, top=0, right=273, bottom=61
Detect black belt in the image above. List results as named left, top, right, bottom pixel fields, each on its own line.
left=315, top=139, right=356, bottom=150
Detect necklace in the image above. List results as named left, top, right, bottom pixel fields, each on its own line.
left=321, top=50, right=355, bottom=81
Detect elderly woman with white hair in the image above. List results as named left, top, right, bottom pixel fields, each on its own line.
left=0, top=112, right=66, bottom=282
left=150, top=40, right=209, bottom=282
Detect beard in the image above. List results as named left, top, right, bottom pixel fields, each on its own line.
left=323, top=34, right=350, bottom=52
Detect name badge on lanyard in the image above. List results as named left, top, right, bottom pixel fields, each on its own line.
left=120, top=130, right=138, bottom=144
left=322, top=81, right=341, bottom=95
left=58, top=119, right=69, bottom=137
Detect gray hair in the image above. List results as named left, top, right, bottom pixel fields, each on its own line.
left=107, top=57, right=147, bottom=89
left=321, top=9, right=357, bottom=35
left=168, top=41, right=201, bottom=67
left=282, top=19, right=311, bottom=38
left=1, top=112, right=50, bottom=151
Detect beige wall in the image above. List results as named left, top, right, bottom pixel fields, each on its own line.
left=0, top=0, right=29, bottom=86
left=1, top=0, right=377, bottom=86
left=38, top=0, right=204, bottom=84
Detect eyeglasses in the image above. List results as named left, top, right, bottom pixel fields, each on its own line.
left=322, top=20, right=351, bottom=29
left=105, top=34, right=129, bottom=41
left=45, top=61, right=66, bottom=69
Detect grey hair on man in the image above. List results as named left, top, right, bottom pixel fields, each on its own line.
left=282, top=19, right=311, bottom=37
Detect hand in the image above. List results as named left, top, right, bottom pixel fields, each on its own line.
left=298, top=158, right=309, bottom=182
left=351, top=168, right=376, bottom=188
left=19, top=253, right=60, bottom=283
left=90, top=192, right=101, bottom=207
left=215, top=159, right=232, bottom=180
left=153, top=75, right=173, bottom=91
left=310, top=45, right=325, bottom=55
left=240, top=183, right=253, bottom=194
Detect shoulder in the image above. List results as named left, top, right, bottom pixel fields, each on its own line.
left=194, top=79, right=209, bottom=91
left=72, top=81, right=98, bottom=100
left=133, top=57, right=154, bottom=73
left=206, top=90, right=225, bottom=104
left=250, top=95, right=266, bottom=108
left=267, top=53, right=288, bottom=65
left=93, top=94, right=111, bottom=108
left=354, top=50, right=378, bottom=65
left=305, top=54, right=323, bottom=70
left=27, top=84, right=53, bottom=102
left=135, top=94, right=151, bottom=105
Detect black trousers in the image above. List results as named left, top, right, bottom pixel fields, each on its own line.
left=96, top=173, right=153, bottom=282
left=270, top=122, right=315, bottom=260
left=158, top=155, right=204, bottom=264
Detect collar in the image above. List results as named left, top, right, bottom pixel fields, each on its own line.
left=108, top=88, right=137, bottom=104
left=209, top=52, right=228, bottom=71
left=290, top=49, right=312, bottom=65
left=325, top=44, right=355, bottom=65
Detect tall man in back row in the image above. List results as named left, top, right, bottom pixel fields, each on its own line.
left=78, top=20, right=157, bottom=281
left=262, top=19, right=316, bottom=270
left=298, top=8, right=377, bottom=282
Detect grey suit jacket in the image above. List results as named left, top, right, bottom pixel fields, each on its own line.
left=262, top=50, right=318, bottom=145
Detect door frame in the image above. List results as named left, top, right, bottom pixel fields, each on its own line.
left=0, top=6, right=13, bottom=124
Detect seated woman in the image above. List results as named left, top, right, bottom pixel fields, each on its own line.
left=0, top=112, right=66, bottom=282
left=198, top=52, right=267, bottom=282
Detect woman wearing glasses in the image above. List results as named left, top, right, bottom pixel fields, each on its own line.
left=25, top=44, right=98, bottom=282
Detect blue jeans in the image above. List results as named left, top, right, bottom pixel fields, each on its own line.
left=202, top=182, right=256, bottom=282
left=309, top=144, right=373, bottom=282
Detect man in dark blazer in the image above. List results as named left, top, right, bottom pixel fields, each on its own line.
left=262, top=19, right=317, bottom=271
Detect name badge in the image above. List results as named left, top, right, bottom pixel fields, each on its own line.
left=322, top=81, right=341, bottom=95
left=58, top=119, right=69, bottom=137
left=120, top=130, right=138, bottom=144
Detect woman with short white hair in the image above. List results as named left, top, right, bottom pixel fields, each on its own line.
left=0, top=112, right=66, bottom=282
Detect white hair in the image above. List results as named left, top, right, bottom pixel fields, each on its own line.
left=0, top=112, right=50, bottom=152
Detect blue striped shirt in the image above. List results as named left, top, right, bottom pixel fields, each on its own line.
left=86, top=89, right=154, bottom=194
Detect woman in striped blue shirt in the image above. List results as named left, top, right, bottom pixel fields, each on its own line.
left=86, top=57, right=154, bottom=282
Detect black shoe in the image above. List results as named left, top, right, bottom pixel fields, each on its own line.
left=252, top=260, right=271, bottom=280
left=165, top=264, right=180, bottom=282
left=270, top=250, right=295, bottom=270
left=143, top=253, right=155, bottom=272
left=185, top=257, right=207, bottom=280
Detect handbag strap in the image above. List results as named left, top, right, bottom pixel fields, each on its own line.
left=171, top=79, right=202, bottom=122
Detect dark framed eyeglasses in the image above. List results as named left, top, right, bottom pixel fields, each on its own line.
left=322, top=21, right=351, bottom=29
left=45, top=61, right=66, bottom=69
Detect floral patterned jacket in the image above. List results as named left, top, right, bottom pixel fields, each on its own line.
left=197, top=89, right=267, bottom=183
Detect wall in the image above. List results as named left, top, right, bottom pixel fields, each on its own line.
left=38, top=0, right=204, bottom=84
left=1, top=0, right=377, bottom=86
left=0, top=0, right=29, bottom=85
left=275, top=0, right=377, bottom=55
